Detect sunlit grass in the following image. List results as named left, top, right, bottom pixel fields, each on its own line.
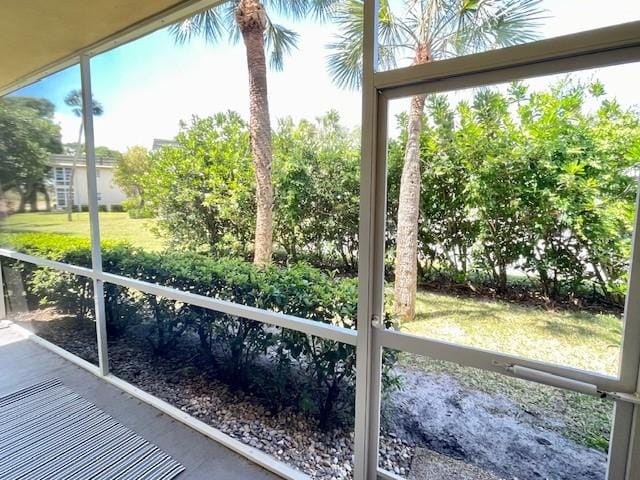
left=396, top=291, right=622, bottom=451
left=403, top=291, right=622, bottom=376
left=0, top=212, right=165, bottom=251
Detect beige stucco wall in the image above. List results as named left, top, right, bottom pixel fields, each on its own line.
left=71, top=166, right=127, bottom=207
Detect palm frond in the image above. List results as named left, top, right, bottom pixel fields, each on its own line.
left=326, top=0, right=364, bottom=90
left=488, top=0, right=547, bottom=47
left=169, top=3, right=236, bottom=45
left=264, top=20, right=300, bottom=71
left=451, top=0, right=547, bottom=56
left=326, top=0, right=407, bottom=90
left=64, top=89, right=104, bottom=117
left=91, top=100, right=104, bottom=116
left=307, top=0, right=341, bottom=22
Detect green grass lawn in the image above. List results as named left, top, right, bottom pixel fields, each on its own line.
left=0, top=212, right=165, bottom=251
left=404, top=291, right=622, bottom=376
left=398, top=290, right=623, bottom=451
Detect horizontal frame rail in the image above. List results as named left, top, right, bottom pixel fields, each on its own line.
left=0, top=248, right=96, bottom=279
left=0, top=249, right=357, bottom=346
left=374, top=20, right=640, bottom=99
left=375, top=328, right=626, bottom=394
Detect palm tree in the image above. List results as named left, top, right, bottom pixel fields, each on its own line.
left=170, top=0, right=337, bottom=266
left=328, top=0, right=545, bottom=321
left=64, top=89, right=104, bottom=221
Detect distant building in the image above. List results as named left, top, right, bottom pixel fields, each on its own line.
left=48, top=154, right=127, bottom=210
left=151, top=138, right=177, bottom=152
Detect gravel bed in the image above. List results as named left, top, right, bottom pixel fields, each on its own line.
left=14, top=310, right=608, bottom=480
left=12, top=312, right=414, bottom=479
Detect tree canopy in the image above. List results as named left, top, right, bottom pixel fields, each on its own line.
left=0, top=96, right=62, bottom=211
left=386, top=79, right=640, bottom=301
left=124, top=78, right=639, bottom=305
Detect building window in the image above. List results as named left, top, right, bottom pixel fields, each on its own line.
left=54, top=167, right=71, bottom=186
left=55, top=188, right=68, bottom=208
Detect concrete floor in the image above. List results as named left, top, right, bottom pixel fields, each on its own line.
left=0, top=323, right=279, bottom=480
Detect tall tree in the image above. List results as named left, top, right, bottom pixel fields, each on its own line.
left=328, top=0, right=544, bottom=321
left=64, top=89, right=103, bottom=221
left=113, top=146, right=151, bottom=209
left=170, top=0, right=337, bottom=265
left=0, top=97, right=62, bottom=213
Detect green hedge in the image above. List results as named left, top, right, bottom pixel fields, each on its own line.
left=1, top=232, right=396, bottom=425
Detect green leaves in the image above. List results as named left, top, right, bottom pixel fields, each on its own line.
left=142, top=112, right=255, bottom=256
left=10, top=231, right=393, bottom=424
left=170, top=0, right=338, bottom=71
left=272, top=111, right=360, bottom=269
left=0, top=97, right=62, bottom=197
left=400, top=78, right=640, bottom=301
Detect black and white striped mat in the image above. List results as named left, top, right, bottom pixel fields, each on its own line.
left=0, top=379, right=185, bottom=480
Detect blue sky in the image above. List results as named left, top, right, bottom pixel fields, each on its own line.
left=12, top=0, right=640, bottom=151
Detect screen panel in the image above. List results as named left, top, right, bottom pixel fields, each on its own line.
left=379, top=348, right=613, bottom=479
left=369, top=0, right=640, bottom=72
left=382, top=61, right=640, bottom=379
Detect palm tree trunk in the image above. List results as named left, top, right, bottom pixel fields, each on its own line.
left=393, top=44, right=431, bottom=322
left=236, top=0, right=273, bottom=266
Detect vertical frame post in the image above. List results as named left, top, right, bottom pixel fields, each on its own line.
left=617, top=180, right=640, bottom=391
left=625, top=404, right=640, bottom=479
left=608, top=401, right=633, bottom=479
left=354, top=1, right=382, bottom=478
left=0, top=259, right=6, bottom=319
left=80, top=54, right=109, bottom=376
left=608, top=181, right=640, bottom=479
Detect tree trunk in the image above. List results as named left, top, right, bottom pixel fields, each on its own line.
left=26, top=185, right=38, bottom=212
left=394, top=44, right=431, bottom=322
left=236, top=0, right=273, bottom=266
left=17, top=188, right=27, bottom=213
left=40, top=185, right=51, bottom=211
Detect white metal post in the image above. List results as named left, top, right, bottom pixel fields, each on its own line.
left=608, top=180, right=640, bottom=479
left=80, top=54, right=109, bottom=376
left=625, top=404, right=640, bottom=479
left=353, top=0, right=381, bottom=478
left=0, top=259, right=6, bottom=319
left=607, top=400, right=633, bottom=479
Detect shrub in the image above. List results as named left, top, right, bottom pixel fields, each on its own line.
left=110, top=204, right=124, bottom=212
left=3, top=232, right=398, bottom=425
left=98, top=205, right=108, bottom=212
left=30, top=268, right=93, bottom=319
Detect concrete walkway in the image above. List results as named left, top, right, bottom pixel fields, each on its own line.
left=0, top=323, right=280, bottom=480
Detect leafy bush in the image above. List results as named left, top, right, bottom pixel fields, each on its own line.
left=7, top=232, right=397, bottom=425
left=110, top=204, right=124, bottom=212
left=386, top=79, right=640, bottom=303
left=123, top=197, right=154, bottom=218
left=30, top=268, right=94, bottom=319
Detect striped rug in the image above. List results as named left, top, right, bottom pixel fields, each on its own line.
left=0, top=379, right=185, bottom=480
